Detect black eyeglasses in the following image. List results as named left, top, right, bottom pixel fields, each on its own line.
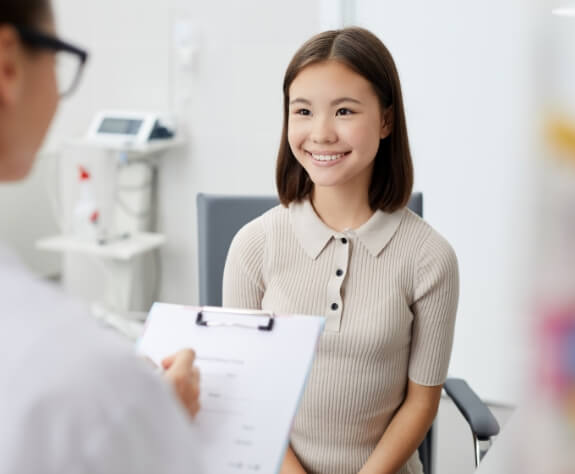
left=15, top=25, right=89, bottom=98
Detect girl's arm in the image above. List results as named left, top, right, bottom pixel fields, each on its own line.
left=357, top=230, right=458, bottom=472
left=222, top=220, right=266, bottom=310
left=280, top=446, right=307, bottom=474
left=358, top=380, right=442, bottom=474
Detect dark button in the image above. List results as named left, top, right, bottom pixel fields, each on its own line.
left=341, top=238, right=348, bottom=244
left=336, top=269, right=343, bottom=277
left=331, top=303, right=339, bottom=311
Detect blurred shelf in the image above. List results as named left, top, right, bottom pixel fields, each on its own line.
left=64, top=137, right=186, bottom=155
left=36, top=232, right=165, bottom=261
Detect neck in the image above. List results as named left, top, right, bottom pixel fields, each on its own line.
left=311, top=185, right=374, bottom=232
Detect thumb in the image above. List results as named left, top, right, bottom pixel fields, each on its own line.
left=161, top=353, right=176, bottom=370
left=163, top=349, right=196, bottom=371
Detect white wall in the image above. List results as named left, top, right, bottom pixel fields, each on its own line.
left=355, top=0, right=540, bottom=403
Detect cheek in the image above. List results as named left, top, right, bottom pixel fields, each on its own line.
left=25, top=59, right=59, bottom=155
left=45, top=61, right=59, bottom=114
left=287, top=120, right=306, bottom=153
left=29, top=58, right=58, bottom=114
left=344, top=122, right=381, bottom=154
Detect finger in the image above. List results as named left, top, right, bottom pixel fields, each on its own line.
left=191, top=366, right=200, bottom=383
left=169, top=348, right=196, bottom=372
left=162, top=348, right=196, bottom=370
left=161, top=353, right=176, bottom=370
left=189, top=381, right=201, bottom=418
left=190, top=399, right=200, bottom=418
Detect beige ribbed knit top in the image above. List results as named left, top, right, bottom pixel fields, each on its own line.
left=222, top=199, right=459, bottom=474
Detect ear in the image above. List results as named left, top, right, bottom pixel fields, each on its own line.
left=380, top=106, right=393, bottom=139
left=0, top=26, right=23, bottom=107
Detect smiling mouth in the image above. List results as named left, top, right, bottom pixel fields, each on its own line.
left=306, top=151, right=351, bottom=162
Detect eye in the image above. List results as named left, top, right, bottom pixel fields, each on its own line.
left=294, top=108, right=311, bottom=116
left=336, top=108, right=354, bottom=116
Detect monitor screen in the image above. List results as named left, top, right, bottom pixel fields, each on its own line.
left=98, top=118, right=143, bottom=135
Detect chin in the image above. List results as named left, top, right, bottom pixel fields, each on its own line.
left=307, top=176, right=345, bottom=188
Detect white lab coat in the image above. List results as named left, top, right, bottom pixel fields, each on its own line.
left=0, top=243, right=196, bottom=474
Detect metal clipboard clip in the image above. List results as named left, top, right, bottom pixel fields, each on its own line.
left=195, top=306, right=275, bottom=331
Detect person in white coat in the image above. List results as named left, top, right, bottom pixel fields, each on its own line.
left=0, top=1, right=201, bottom=473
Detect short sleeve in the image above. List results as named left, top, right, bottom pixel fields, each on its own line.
left=222, top=217, right=266, bottom=310
left=408, top=229, right=459, bottom=386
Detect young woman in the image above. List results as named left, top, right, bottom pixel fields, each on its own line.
left=0, top=2, right=200, bottom=472
left=223, top=27, right=459, bottom=474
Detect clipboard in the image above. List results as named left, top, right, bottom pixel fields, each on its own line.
left=195, top=306, right=275, bottom=331
left=138, top=303, right=325, bottom=474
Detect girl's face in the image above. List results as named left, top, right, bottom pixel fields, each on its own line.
left=287, top=60, right=390, bottom=196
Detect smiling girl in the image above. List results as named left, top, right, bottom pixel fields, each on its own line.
left=223, top=27, right=459, bottom=474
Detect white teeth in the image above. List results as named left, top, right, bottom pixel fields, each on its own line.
left=311, top=153, right=345, bottom=161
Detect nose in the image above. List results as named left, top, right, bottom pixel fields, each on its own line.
left=310, top=115, right=337, bottom=144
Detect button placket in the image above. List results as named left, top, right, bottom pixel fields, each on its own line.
left=325, top=233, right=351, bottom=332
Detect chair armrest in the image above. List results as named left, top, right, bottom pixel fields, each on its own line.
left=443, top=378, right=500, bottom=441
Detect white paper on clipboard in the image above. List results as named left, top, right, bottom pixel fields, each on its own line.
left=138, top=303, right=325, bottom=474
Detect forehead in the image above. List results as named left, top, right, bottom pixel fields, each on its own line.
left=289, top=60, right=376, bottom=101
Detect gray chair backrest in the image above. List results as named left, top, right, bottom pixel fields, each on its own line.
left=408, top=192, right=423, bottom=218
left=197, top=194, right=280, bottom=306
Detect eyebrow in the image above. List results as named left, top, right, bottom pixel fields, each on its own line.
left=289, top=97, right=363, bottom=106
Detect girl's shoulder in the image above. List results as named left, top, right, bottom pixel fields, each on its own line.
left=229, top=204, right=287, bottom=253
left=233, top=204, right=287, bottom=238
left=400, top=207, right=433, bottom=234
left=399, top=208, right=457, bottom=261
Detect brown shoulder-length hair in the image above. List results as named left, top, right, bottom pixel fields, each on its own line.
left=276, top=27, right=413, bottom=212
